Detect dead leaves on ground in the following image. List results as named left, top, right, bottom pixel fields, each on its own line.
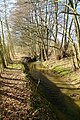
left=0, top=67, right=56, bottom=120
left=0, top=68, right=31, bottom=120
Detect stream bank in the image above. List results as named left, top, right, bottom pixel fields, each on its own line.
left=0, top=63, right=56, bottom=120
left=28, top=61, right=80, bottom=120
left=22, top=62, right=58, bottom=120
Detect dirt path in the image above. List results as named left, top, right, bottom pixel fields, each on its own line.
left=0, top=67, right=31, bottom=120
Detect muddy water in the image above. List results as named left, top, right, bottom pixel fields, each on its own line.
left=29, top=62, right=80, bottom=120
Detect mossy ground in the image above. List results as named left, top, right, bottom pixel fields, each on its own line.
left=42, top=58, right=80, bottom=107
left=29, top=59, right=80, bottom=120
left=1, top=58, right=80, bottom=120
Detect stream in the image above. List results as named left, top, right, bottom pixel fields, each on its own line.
left=28, top=62, right=80, bottom=120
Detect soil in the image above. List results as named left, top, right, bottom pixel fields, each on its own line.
left=0, top=64, right=57, bottom=120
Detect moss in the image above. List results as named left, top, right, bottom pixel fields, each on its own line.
left=24, top=60, right=80, bottom=120
left=52, top=65, right=72, bottom=76
left=8, top=63, right=24, bottom=69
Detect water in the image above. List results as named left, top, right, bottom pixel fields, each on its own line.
left=29, top=62, right=80, bottom=120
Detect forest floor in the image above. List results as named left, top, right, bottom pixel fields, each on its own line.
left=42, top=58, right=80, bottom=88
left=0, top=57, right=80, bottom=120
left=29, top=58, right=80, bottom=120
left=0, top=64, right=31, bottom=120
left=42, top=58, right=80, bottom=106
left=0, top=63, right=57, bottom=120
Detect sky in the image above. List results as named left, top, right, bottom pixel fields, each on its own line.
left=0, top=0, right=80, bottom=39
left=0, top=0, right=80, bottom=19
left=0, top=0, right=16, bottom=38
left=77, top=2, right=80, bottom=14
left=0, top=0, right=16, bottom=18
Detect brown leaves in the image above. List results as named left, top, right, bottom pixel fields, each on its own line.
left=0, top=68, right=31, bottom=119
left=0, top=66, right=56, bottom=120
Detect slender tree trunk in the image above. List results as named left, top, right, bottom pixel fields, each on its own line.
left=64, top=0, right=69, bottom=53
left=0, top=19, right=7, bottom=67
left=4, top=0, right=15, bottom=60
left=54, top=1, right=58, bottom=43
left=69, top=0, right=80, bottom=68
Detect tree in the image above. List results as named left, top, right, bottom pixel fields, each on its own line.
left=9, top=0, right=80, bottom=70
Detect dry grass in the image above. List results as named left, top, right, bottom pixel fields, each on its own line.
left=42, top=58, right=80, bottom=85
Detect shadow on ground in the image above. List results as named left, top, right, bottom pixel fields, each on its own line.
left=30, top=68, right=80, bottom=120
left=0, top=67, right=30, bottom=119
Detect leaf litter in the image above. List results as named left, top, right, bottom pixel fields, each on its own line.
left=0, top=68, right=31, bottom=120
left=0, top=66, right=57, bottom=120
